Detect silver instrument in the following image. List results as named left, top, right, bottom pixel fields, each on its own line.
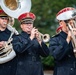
left=0, top=0, right=31, bottom=64
left=39, top=32, right=50, bottom=43
left=0, top=39, right=16, bottom=64
left=0, top=0, right=31, bottom=18
left=8, top=17, right=15, bottom=26
left=67, top=9, right=76, bottom=54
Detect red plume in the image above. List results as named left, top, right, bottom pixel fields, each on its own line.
left=56, top=26, right=62, bottom=33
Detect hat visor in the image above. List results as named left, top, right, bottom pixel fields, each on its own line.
left=21, top=18, right=34, bottom=24
left=0, top=14, right=8, bottom=17
left=21, top=20, right=33, bottom=24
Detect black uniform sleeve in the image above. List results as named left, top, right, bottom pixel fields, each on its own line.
left=38, top=42, right=49, bottom=57
left=12, top=36, right=34, bottom=54
left=49, top=37, right=70, bottom=61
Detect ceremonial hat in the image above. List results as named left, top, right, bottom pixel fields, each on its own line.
left=18, top=12, right=36, bottom=24
left=56, top=7, right=75, bottom=20
left=0, top=9, right=8, bottom=17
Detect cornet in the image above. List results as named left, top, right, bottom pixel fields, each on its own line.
left=38, top=32, right=50, bottom=43
left=66, top=9, right=76, bottom=54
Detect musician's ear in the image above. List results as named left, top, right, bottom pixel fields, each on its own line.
left=20, top=24, right=23, bottom=29
left=59, top=21, right=62, bottom=26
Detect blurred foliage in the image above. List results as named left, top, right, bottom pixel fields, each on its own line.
left=1, top=0, right=76, bottom=69
left=41, top=56, right=55, bottom=70
left=31, top=0, right=76, bottom=36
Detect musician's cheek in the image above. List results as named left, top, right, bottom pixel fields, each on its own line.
left=73, top=31, right=76, bottom=35
left=0, top=44, right=3, bottom=48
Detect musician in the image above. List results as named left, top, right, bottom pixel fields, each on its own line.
left=49, top=7, right=76, bottom=75
left=12, top=12, right=49, bottom=75
left=0, top=9, right=17, bottom=75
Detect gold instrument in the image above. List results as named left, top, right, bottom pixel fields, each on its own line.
left=0, top=0, right=31, bottom=64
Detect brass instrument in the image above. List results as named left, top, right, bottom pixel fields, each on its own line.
left=67, top=9, right=76, bottom=54
left=8, top=17, right=15, bottom=26
left=38, top=32, right=50, bottom=43
left=67, top=23, right=76, bottom=57
left=0, top=0, right=31, bottom=64
left=0, top=0, right=31, bottom=18
left=0, top=39, right=16, bottom=64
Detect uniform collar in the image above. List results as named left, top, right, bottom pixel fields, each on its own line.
left=20, top=31, right=30, bottom=38
left=0, top=28, right=11, bottom=34
left=59, top=31, right=67, bottom=39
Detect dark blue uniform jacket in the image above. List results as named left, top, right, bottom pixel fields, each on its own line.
left=49, top=31, right=76, bottom=75
left=0, top=28, right=17, bottom=75
left=12, top=31, right=49, bottom=75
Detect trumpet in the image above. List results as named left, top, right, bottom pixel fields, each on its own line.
left=38, top=32, right=50, bottom=43
left=67, top=20, right=76, bottom=52
left=67, top=9, right=76, bottom=54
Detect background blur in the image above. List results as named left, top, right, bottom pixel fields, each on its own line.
left=7, top=0, right=76, bottom=70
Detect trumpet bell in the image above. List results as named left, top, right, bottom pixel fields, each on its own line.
left=0, top=0, right=31, bottom=18
left=42, top=34, right=50, bottom=43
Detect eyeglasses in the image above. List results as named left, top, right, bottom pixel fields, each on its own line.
left=0, top=17, right=9, bottom=20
